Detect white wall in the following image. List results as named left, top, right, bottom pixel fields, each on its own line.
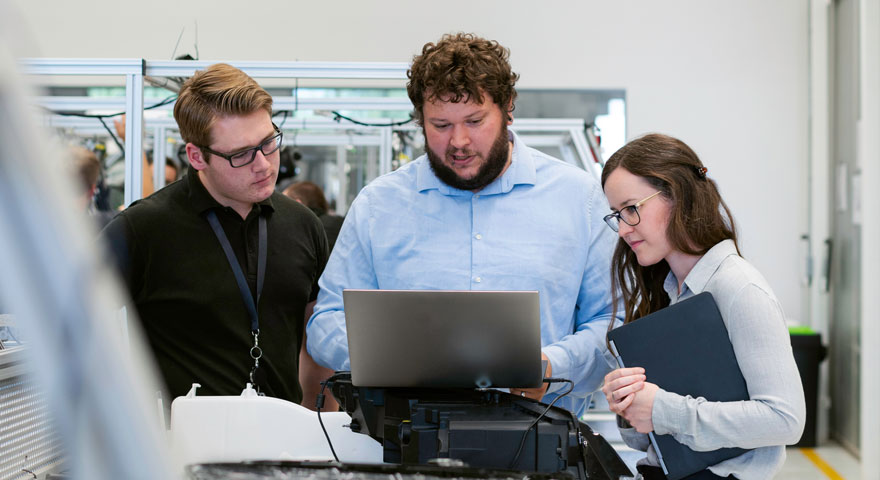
left=859, top=0, right=880, bottom=475
left=10, top=0, right=809, bottom=321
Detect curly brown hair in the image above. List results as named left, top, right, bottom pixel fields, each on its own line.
left=601, top=134, right=740, bottom=327
left=407, top=33, right=519, bottom=125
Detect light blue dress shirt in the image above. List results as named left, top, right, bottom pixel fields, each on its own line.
left=307, top=131, right=620, bottom=414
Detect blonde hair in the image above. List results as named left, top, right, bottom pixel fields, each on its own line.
left=173, top=63, right=273, bottom=151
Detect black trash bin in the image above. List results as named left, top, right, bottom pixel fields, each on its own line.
left=789, top=327, right=826, bottom=448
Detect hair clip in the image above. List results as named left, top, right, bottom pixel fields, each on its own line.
left=694, top=166, right=708, bottom=178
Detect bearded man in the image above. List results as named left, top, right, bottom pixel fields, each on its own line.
left=306, top=33, right=619, bottom=415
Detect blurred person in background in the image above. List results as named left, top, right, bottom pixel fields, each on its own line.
left=284, top=180, right=343, bottom=411
left=101, top=114, right=155, bottom=210
left=69, top=145, right=116, bottom=228
left=284, top=181, right=344, bottom=250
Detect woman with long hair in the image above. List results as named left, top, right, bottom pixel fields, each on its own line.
left=600, top=134, right=805, bottom=480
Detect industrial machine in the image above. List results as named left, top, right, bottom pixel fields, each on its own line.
left=325, top=372, right=633, bottom=480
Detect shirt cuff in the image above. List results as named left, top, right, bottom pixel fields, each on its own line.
left=651, top=388, right=685, bottom=436
left=541, top=345, right=567, bottom=394
left=619, top=425, right=651, bottom=451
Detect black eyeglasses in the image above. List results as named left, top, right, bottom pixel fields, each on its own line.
left=199, top=124, right=283, bottom=168
left=603, top=191, right=661, bottom=232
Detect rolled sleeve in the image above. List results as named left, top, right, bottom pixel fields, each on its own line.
left=650, top=283, right=806, bottom=451
left=543, top=181, right=620, bottom=398
left=306, top=192, right=377, bottom=371
left=620, top=427, right=652, bottom=452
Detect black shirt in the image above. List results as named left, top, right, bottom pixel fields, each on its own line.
left=102, top=168, right=328, bottom=402
left=309, top=208, right=345, bottom=251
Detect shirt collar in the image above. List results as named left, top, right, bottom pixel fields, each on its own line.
left=664, top=239, right=739, bottom=299
left=415, top=130, right=537, bottom=195
left=186, top=165, right=275, bottom=216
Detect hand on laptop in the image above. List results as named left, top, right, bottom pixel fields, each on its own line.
left=511, top=352, right=552, bottom=400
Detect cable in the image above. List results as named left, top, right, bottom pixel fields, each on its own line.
left=97, top=117, right=124, bottom=153
left=316, top=375, right=340, bottom=463
left=331, top=111, right=414, bottom=127
left=171, top=26, right=185, bottom=60
left=508, top=377, right=575, bottom=470
left=272, top=110, right=290, bottom=130
left=46, top=95, right=178, bottom=159
left=2, top=326, right=20, bottom=344
left=46, top=95, right=177, bottom=119
left=193, top=21, right=199, bottom=60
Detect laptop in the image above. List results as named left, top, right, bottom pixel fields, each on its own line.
left=343, top=289, right=543, bottom=389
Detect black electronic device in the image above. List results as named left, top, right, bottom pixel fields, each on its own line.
left=186, top=460, right=574, bottom=479
left=326, top=373, right=633, bottom=480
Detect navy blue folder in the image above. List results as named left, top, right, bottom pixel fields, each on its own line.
left=606, top=292, right=750, bottom=480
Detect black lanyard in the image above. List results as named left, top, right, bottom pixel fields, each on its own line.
left=206, top=209, right=267, bottom=390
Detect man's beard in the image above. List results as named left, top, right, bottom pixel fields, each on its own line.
left=426, top=124, right=510, bottom=191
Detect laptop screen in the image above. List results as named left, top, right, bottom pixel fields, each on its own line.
left=343, top=289, right=543, bottom=389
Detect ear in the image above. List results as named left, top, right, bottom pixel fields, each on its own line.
left=505, top=100, right=514, bottom=125
left=186, top=143, right=208, bottom=171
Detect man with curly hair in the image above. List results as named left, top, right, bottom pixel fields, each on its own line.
left=307, top=33, right=619, bottom=415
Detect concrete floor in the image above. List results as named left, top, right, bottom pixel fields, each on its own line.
left=583, top=410, right=862, bottom=479
left=777, top=444, right=861, bottom=479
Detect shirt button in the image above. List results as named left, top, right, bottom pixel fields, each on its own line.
left=475, top=277, right=482, bottom=283
left=474, top=194, right=480, bottom=199
left=475, top=234, right=482, bottom=240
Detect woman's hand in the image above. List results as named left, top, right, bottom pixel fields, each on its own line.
left=621, top=381, right=659, bottom=433
left=602, top=367, right=646, bottom=415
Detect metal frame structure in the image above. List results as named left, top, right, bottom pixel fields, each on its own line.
left=22, top=59, right=411, bottom=206
left=23, top=58, right=604, bottom=207
left=40, top=113, right=598, bottom=210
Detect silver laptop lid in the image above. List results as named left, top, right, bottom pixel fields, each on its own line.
left=343, top=289, right=543, bottom=389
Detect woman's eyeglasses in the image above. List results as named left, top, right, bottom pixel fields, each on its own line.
left=603, top=191, right=662, bottom=232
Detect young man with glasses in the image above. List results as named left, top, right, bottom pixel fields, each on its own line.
left=306, top=33, right=621, bottom=415
left=101, top=63, right=329, bottom=406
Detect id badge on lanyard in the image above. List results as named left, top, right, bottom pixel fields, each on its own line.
left=206, top=210, right=267, bottom=393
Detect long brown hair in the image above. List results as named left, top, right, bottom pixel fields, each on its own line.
left=601, top=133, right=740, bottom=326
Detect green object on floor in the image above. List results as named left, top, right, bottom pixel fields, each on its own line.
left=788, top=325, right=816, bottom=335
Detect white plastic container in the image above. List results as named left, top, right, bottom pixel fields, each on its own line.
left=169, top=383, right=383, bottom=467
